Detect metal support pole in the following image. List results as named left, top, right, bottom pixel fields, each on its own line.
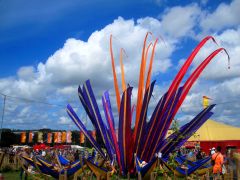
left=0, top=95, right=6, bottom=143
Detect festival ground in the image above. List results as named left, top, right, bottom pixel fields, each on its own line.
left=1, top=7, right=239, bottom=178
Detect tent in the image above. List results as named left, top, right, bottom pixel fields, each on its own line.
left=70, top=145, right=85, bottom=150
left=187, top=119, right=240, bottom=153
left=33, top=144, right=50, bottom=151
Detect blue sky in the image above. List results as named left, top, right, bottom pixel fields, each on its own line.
left=0, top=0, right=240, bottom=130
left=0, top=0, right=226, bottom=76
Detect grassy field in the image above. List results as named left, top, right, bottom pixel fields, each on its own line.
left=2, top=170, right=24, bottom=180
left=0, top=170, right=174, bottom=180
left=1, top=170, right=55, bottom=180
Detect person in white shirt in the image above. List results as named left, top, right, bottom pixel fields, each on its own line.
left=211, top=147, right=216, bottom=155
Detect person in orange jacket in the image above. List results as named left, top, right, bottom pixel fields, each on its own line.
left=212, top=146, right=224, bottom=179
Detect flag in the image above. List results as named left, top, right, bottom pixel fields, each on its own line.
left=62, top=132, right=66, bottom=143
left=28, top=132, right=34, bottom=143
left=43, top=133, right=47, bottom=143
left=203, top=96, right=212, bottom=108
left=21, top=132, right=26, bottom=143
left=57, top=132, right=62, bottom=143
left=115, top=129, right=119, bottom=141
left=66, top=131, right=72, bottom=143
left=80, top=131, right=85, bottom=144
left=47, top=133, right=52, bottom=144
left=54, top=132, right=58, bottom=143
left=38, top=132, right=43, bottom=143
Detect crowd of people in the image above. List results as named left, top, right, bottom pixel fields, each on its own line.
left=176, top=147, right=207, bottom=161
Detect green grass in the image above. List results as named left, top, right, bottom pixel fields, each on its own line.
left=1, top=170, right=55, bottom=180
left=2, top=170, right=24, bottom=180
left=0, top=170, right=186, bottom=180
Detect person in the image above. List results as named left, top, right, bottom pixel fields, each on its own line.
left=158, top=151, right=162, bottom=158
left=187, top=150, right=195, bottom=161
left=140, top=161, right=147, bottom=167
left=196, top=150, right=203, bottom=160
left=211, top=147, right=216, bottom=155
left=177, top=150, right=181, bottom=157
left=212, top=146, right=223, bottom=179
left=201, top=151, right=206, bottom=158
left=41, top=150, right=46, bottom=157
left=91, top=149, right=96, bottom=159
left=73, top=150, right=79, bottom=161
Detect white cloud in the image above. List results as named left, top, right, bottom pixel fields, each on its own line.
left=58, top=116, right=71, bottom=125
left=0, top=16, right=177, bottom=129
left=0, top=77, right=50, bottom=100
left=200, top=0, right=240, bottom=32
left=159, top=4, right=201, bottom=38
left=180, top=91, right=203, bottom=113
left=17, top=66, right=35, bottom=81
left=56, top=86, right=77, bottom=96
left=2, top=5, right=206, bottom=105
left=31, top=16, right=178, bottom=96
left=18, top=106, right=30, bottom=117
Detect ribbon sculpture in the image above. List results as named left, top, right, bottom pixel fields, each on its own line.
left=67, top=33, right=229, bottom=175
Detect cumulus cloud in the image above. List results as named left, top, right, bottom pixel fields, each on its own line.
left=0, top=16, right=178, bottom=129
left=159, top=4, right=201, bottom=38
left=1, top=1, right=240, bottom=129
left=200, top=0, right=240, bottom=32
left=0, top=17, right=171, bottom=101
left=17, top=66, right=35, bottom=81
left=39, top=17, right=177, bottom=94
left=58, top=116, right=71, bottom=125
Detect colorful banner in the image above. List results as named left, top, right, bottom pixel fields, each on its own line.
left=28, top=132, right=34, bottom=143
left=54, top=132, right=58, bottom=143
left=80, top=131, right=85, bottom=144
left=62, top=132, right=66, bottom=143
left=115, top=129, right=119, bottom=141
left=91, top=130, right=96, bottom=141
left=38, top=132, right=43, bottom=143
left=47, top=133, right=52, bottom=144
left=66, top=131, right=72, bottom=143
left=20, top=132, right=26, bottom=143
left=57, top=132, right=62, bottom=143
